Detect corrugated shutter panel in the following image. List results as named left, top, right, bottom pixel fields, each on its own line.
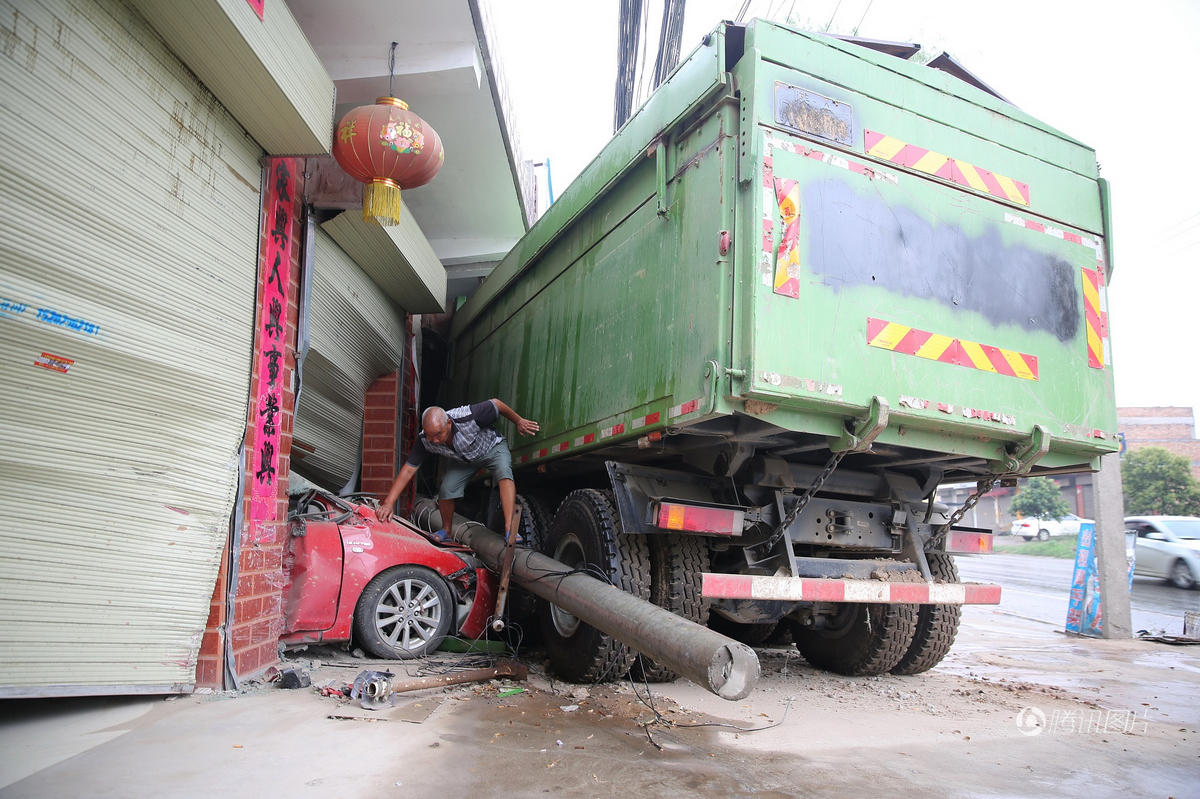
left=0, top=0, right=262, bottom=694
left=292, top=230, right=405, bottom=490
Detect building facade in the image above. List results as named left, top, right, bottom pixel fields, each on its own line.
left=0, top=0, right=526, bottom=696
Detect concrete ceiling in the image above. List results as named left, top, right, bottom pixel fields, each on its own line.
left=286, top=0, right=527, bottom=268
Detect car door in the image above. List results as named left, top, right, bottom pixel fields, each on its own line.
left=1133, top=525, right=1168, bottom=578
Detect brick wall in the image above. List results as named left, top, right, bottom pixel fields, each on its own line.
left=196, top=157, right=304, bottom=689
left=361, top=371, right=400, bottom=501
left=1118, top=406, right=1200, bottom=481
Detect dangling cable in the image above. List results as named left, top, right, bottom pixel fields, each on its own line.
left=387, top=41, right=398, bottom=98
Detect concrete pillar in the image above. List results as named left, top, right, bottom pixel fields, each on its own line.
left=1092, top=453, right=1132, bottom=639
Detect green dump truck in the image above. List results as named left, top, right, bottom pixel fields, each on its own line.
left=445, top=20, right=1117, bottom=681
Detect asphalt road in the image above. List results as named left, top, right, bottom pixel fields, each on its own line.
left=954, top=548, right=1200, bottom=635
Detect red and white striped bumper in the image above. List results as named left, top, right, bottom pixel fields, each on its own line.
left=702, top=573, right=1001, bottom=605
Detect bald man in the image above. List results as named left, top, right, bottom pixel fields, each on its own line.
left=376, top=399, right=539, bottom=539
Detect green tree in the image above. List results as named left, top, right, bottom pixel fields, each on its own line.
left=1122, top=447, right=1200, bottom=516
left=1010, top=477, right=1071, bottom=520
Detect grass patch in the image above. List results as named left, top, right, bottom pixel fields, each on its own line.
left=997, top=537, right=1077, bottom=559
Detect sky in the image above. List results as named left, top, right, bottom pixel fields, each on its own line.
left=490, top=0, right=1200, bottom=423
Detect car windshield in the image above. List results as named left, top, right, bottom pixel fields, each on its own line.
left=1162, top=519, right=1200, bottom=540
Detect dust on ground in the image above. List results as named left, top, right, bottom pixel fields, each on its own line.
left=1, top=605, right=1196, bottom=798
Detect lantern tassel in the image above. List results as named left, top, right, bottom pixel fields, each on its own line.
left=363, top=179, right=402, bottom=226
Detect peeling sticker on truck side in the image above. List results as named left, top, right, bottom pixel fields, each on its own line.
left=899, top=396, right=1015, bottom=426
left=772, top=177, right=802, bottom=298
left=760, top=372, right=843, bottom=396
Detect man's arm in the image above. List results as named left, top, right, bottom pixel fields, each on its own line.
left=376, top=462, right=418, bottom=522
left=491, top=398, right=539, bottom=437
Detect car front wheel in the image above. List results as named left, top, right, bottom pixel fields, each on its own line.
left=1168, top=559, right=1197, bottom=590
left=1037, top=529, right=1050, bottom=541
left=354, top=566, right=454, bottom=659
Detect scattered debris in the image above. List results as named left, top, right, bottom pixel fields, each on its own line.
left=1136, top=631, right=1200, bottom=646
left=350, top=660, right=528, bottom=708
left=279, top=668, right=311, bottom=689
left=350, top=669, right=395, bottom=709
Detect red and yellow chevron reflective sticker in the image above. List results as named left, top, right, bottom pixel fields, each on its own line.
left=865, top=131, right=1030, bottom=206
left=1081, top=267, right=1106, bottom=369
left=772, top=177, right=801, bottom=298
left=867, top=317, right=1039, bottom=381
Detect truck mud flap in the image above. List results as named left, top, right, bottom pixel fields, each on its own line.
left=702, top=573, right=1001, bottom=604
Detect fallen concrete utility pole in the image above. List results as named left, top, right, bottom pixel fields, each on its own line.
left=412, top=499, right=759, bottom=700
left=358, top=660, right=528, bottom=707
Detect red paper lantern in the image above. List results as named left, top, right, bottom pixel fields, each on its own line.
left=332, top=96, right=444, bottom=226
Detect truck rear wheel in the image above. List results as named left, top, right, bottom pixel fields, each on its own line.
left=502, top=494, right=553, bottom=643
left=630, top=534, right=710, bottom=683
left=794, top=602, right=917, bottom=676
left=539, top=489, right=650, bottom=683
left=890, top=553, right=963, bottom=675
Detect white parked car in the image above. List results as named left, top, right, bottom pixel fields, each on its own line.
left=1057, top=513, right=1094, bottom=537
left=1126, top=516, right=1200, bottom=590
left=1009, top=513, right=1093, bottom=541
left=1010, top=516, right=1061, bottom=541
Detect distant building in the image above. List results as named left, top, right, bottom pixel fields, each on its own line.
left=939, top=406, right=1199, bottom=532
left=1118, top=407, right=1200, bottom=481
left=939, top=473, right=1094, bottom=533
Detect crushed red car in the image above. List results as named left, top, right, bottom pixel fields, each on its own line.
left=281, top=489, right=497, bottom=658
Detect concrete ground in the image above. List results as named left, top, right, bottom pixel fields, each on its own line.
left=1, top=604, right=1197, bottom=798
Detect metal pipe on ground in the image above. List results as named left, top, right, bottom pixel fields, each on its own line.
left=412, top=498, right=759, bottom=700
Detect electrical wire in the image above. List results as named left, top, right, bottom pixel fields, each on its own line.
left=628, top=654, right=794, bottom=744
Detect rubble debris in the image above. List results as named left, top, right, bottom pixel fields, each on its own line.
left=350, top=670, right=395, bottom=709
left=279, top=668, right=311, bottom=689
left=351, top=660, right=527, bottom=708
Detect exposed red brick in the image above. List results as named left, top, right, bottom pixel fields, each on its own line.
left=198, top=628, right=223, bottom=659
left=363, top=435, right=395, bottom=452
left=195, top=657, right=222, bottom=689
left=230, top=622, right=255, bottom=650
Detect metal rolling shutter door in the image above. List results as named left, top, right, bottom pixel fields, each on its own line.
left=0, top=0, right=262, bottom=694
left=291, top=229, right=405, bottom=491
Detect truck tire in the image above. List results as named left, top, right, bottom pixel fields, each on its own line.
left=794, top=602, right=917, bottom=676
left=890, top=554, right=963, bottom=675
left=630, top=534, right=710, bottom=683
left=539, top=489, right=651, bottom=683
left=502, top=494, right=554, bottom=643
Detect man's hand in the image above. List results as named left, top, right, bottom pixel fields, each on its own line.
left=516, top=417, right=540, bottom=437
left=375, top=463, right=417, bottom=523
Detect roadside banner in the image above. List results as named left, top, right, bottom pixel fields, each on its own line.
left=1066, top=523, right=1135, bottom=636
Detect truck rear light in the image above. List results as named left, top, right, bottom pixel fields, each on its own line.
left=654, top=502, right=744, bottom=536
left=946, top=530, right=993, bottom=554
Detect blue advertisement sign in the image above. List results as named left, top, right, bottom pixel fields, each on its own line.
left=1065, top=523, right=1135, bottom=637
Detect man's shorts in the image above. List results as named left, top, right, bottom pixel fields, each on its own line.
left=438, top=441, right=514, bottom=500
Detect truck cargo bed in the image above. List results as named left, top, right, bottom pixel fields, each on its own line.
left=450, top=20, right=1117, bottom=482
